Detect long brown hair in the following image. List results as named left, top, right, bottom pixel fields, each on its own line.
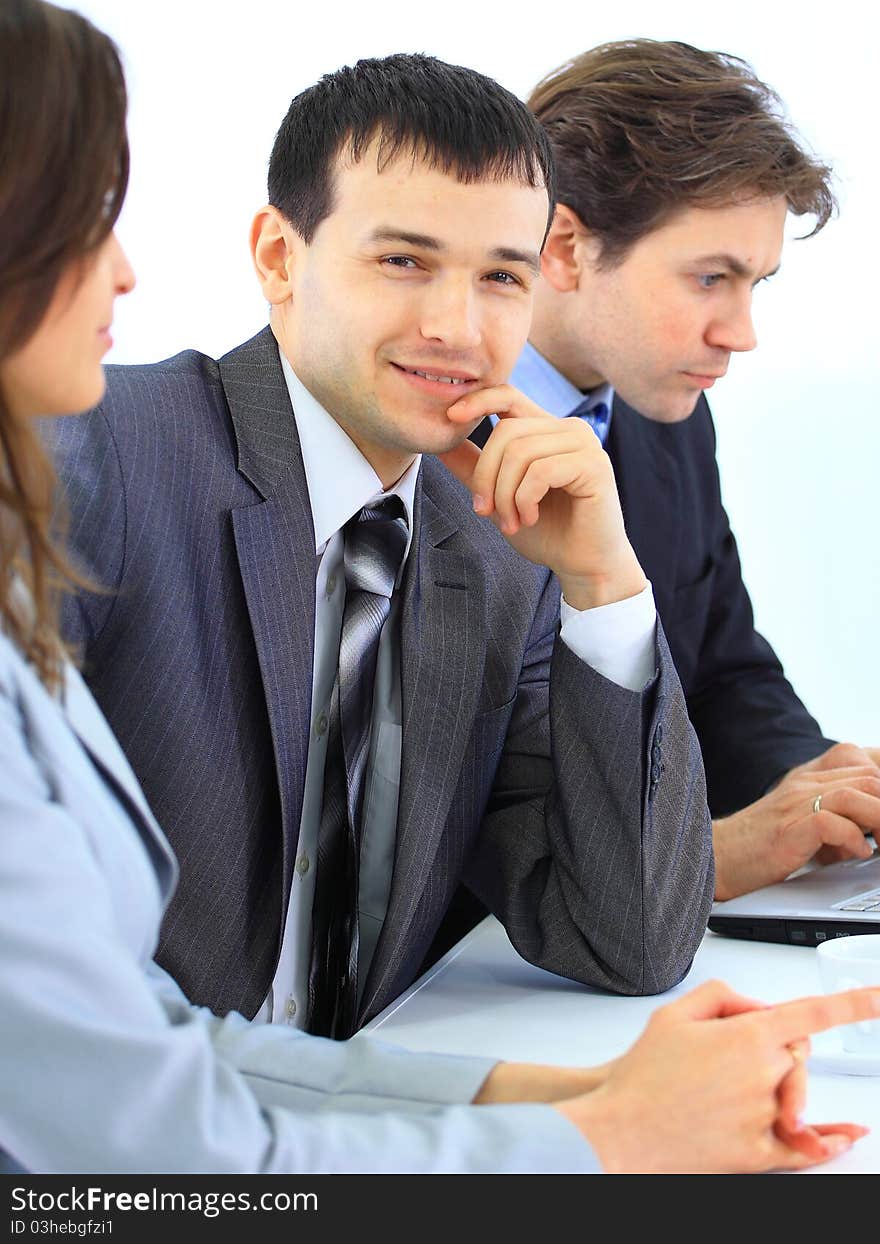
left=529, top=38, right=836, bottom=269
left=0, top=0, right=129, bottom=690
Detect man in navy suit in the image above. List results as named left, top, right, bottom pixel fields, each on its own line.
left=441, top=40, right=880, bottom=962
left=509, top=39, right=880, bottom=903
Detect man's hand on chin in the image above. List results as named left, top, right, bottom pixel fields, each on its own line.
left=440, top=384, right=646, bottom=609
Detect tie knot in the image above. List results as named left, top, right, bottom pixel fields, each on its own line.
left=343, top=496, right=408, bottom=598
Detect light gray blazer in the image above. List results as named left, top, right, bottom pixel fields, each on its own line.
left=0, top=627, right=596, bottom=1173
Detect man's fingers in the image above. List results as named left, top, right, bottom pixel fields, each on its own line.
left=808, top=779, right=880, bottom=854
left=475, top=428, right=581, bottom=527
left=810, top=767, right=880, bottom=787
left=513, top=452, right=596, bottom=525
left=813, top=774, right=880, bottom=803
left=437, top=438, right=481, bottom=490
left=807, top=743, right=880, bottom=773
left=811, top=808, right=877, bottom=858
left=460, top=418, right=603, bottom=531
left=814, top=843, right=869, bottom=867
left=445, top=384, right=540, bottom=425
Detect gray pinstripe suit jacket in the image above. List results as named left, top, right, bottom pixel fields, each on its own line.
left=48, top=326, right=714, bottom=1026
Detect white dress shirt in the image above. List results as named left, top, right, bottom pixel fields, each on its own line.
left=257, top=347, right=657, bottom=1026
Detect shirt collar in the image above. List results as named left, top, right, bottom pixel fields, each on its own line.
left=279, top=349, right=419, bottom=558
left=510, top=341, right=614, bottom=421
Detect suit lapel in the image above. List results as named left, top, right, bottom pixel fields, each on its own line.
left=216, top=335, right=490, bottom=1013
left=607, top=393, right=682, bottom=624
left=219, top=328, right=317, bottom=905
left=360, top=460, right=486, bottom=1016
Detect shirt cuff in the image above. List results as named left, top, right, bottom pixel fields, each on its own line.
left=559, top=582, right=657, bottom=692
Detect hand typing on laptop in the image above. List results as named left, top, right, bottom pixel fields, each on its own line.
left=713, top=742, right=880, bottom=901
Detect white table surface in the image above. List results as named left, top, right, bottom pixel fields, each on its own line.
left=366, top=917, right=880, bottom=1173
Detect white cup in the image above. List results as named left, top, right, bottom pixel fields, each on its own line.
left=816, top=934, right=880, bottom=1054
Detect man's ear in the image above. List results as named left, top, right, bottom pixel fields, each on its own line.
left=541, top=204, right=600, bottom=292
left=250, top=206, right=299, bottom=305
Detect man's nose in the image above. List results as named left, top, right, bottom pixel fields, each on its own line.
left=706, top=294, right=757, bottom=354
left=418, top=278, right=482, bottom=350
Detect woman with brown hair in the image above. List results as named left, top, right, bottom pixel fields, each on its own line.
left=0, top=0, right=132, bottom=690
left=1, top=0, right=877, bottom=1177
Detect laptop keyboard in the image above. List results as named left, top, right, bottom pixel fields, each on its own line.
left=834, top=887, right=880, bottom=912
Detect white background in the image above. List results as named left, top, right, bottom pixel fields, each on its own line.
left=73, top=0, right=878, bottom=743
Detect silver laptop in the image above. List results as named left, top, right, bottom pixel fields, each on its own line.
left=708, top=843, right=880, bottom=947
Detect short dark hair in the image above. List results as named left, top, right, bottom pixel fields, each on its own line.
left=268, top=53, right=556, bottom=242
left=529, top=38, right=836, bottom=267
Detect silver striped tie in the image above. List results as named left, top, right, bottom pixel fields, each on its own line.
left=307, top=496, right=408, bottom=1038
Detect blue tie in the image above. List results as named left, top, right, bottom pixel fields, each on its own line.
left=567, top=398, right=610, bottom=445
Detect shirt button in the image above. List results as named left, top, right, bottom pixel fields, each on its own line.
left=315, top=712, right=328, bottom=737
left=326, top=574, right=337, bottom=597
left=297, top=853, right=310, bottom=877
left=285, top=997, right=297, bottom=1021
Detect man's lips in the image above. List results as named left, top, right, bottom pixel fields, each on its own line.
left=682, top=369, right=727, bottom=387
left=391, top=361, right=482, bottom=397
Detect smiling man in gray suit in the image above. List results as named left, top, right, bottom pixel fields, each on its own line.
left=50, top=53, right=712, bottom=1036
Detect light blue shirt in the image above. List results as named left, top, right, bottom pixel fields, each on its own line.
left=506, top=341, right=614, bottom=441
left=508, top=342, right=655, bottom=690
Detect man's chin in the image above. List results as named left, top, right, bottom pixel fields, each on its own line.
left=440, top=419, right=485, bottom=452
left=401, top=416, right=480, bottom=457
left=634, top=390, right=702, bottom=425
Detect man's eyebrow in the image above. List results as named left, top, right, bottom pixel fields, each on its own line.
left=489, top=246, right=542, bottom=276
left=367, top=228, right=445, bottom=251
left=694, top=252, right=781, bottom=280
left=365, top=229, right=541, bottom=276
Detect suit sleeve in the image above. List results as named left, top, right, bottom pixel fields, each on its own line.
left=0, top=655, right=596, bottom=1176
left=464, top=574, right=715, bottom=998
left=679, top=407, right=833, bottom=815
